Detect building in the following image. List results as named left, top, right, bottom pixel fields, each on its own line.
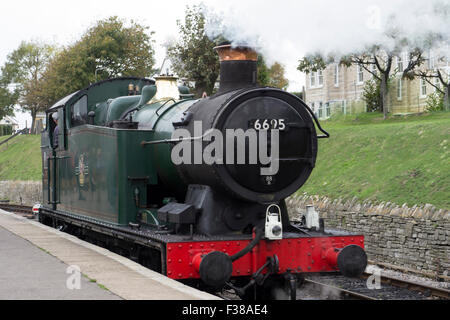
left=0, top=115, right=19, bottom=133
left=34, top=112, right=46, bottom=134
left=304, top=49, right=450, bottom=119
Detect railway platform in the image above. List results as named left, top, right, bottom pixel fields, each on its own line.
left=0, top=209, right=219, bottom=300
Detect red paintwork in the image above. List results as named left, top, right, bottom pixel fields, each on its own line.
left=165, top=235, right=365, bottom=280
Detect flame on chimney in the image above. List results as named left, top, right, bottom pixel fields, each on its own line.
left=214, top=44, right=258, bottom=62
left=214, top=44, right=259, bottom=93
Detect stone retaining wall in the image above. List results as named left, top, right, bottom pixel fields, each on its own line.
left=1, top=181, right=448, bottom=278
left=0, top=181, right=41, bottom=206
left=287, top=194, right=450, bottom=278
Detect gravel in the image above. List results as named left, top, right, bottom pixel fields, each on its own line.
left=366, top=264, right=449, bottom=290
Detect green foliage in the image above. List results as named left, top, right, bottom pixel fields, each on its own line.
left=300, top=112, right=450, bottom=209
left=0, top=124, right=13, bottom=136
left=268, top=62, right=289, bottom=90
left=0, top=41, right=55, bottom=131
left=0, top=86, right=18, bottom=120
left=362, top=79, right=382, bottom=112
left=426, top=91, right=445, bottom=112
left=0, top=41, right=54, bottom=86
left=40, top=16, right=155, bottom=106
left=298, top=46, right=426, bottom=118
left=167, top=5, right=221, bottom=97
left=258, top=57, right=289, bottom=89
left=297, top=54, right=328, bottom=73
left=257, top=56, right=270, bottom=86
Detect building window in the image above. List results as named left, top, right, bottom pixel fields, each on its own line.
left=420, top=78, right=427, bottom=97
left=326, top=103, right=331, bottom=117
left=318, top=70, right=323, bottom=86
left=310, top=102, right=315, bottom=112
left=397, top=55, right=404, bottom=73
left=428, top=50, right=435, bottom=70
left=310, top=70, right=324, bottom=88
left=318, top=102, right=323, bottom=118
left=397, top=78, right=402, bottom=100
left=357, top=65, right=364, bottom=84
left=434, top=77, right=440, bottom=92
left=372, top=64, right=378, bottom=79
left=310, top=72, right=316, bottom=87
left=334, top=65, right=339, bottom=87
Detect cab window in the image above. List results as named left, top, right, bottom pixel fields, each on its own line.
left=71, top=95, right=88, bottom=126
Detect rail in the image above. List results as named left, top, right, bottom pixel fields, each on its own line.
left=0, top=129, right=29, bottom=147
left=303, top=278, right=377, bottom=300
left=1, top=202, right=447, bottom=300
left=303, top=272, right=449, bottom=300
left=362, top=271, right=450, bottom=300
left=0, top=203, right=33, bottom=215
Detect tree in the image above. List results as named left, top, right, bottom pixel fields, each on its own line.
left=167, top=5, right=221, bottom=97
left=257, top=56, right=290, bottom=89
left=257, top=56, right=270, bottom=87
left=362, top=79, right=382, bottom=112
left=410, top=59, right=450, bottom=111
left=39, top=16, right=156, bottom=107
left=0, top=41, right=55, bottom=132
left=268, top=62, right=289, bottom=90
left=0, top=83, right=19, bottom=121
left=341, top=47, right=425, bottom=119
left=298, top=45, right=425, bottom=119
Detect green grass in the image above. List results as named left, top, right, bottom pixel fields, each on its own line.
left=83, top=275, right=109, bottom=291
left=0, top=112, right=449, bottom=209
left=300, top=112, right=450, bottom=210
left=0, top=135, right=41, bottom=181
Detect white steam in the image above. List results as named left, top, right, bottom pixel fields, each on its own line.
left=203, top=0, right=450, bottom=89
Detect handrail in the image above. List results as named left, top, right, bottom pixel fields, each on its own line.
left=0, top=128, right=29, bottom=147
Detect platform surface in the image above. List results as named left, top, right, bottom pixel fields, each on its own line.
left=0, top=210, right=219, bottom=300
left=0, top=225, right=120, bottom=300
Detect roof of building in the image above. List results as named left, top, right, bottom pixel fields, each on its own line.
left=0, top=115, right=19, bottom=125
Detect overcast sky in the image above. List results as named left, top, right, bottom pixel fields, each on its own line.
left=0, top=1, right=213, bottom=126
left=2, top=0, right=446, bottom=128
left=0, top=0, right=310, bottom=128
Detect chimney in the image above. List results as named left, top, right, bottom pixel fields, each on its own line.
left=214, top=44, right=258, bottom=93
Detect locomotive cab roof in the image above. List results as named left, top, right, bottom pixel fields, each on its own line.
left=46, top=77, right=155, bottom=113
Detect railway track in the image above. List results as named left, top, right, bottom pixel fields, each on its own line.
left=1, top=203, right=448, bottom=300
left=302, top=272, right=449, bottom=300
left=0, top=202, right=33, bottom=216
left=361, top=272, right=450, bottom=300
left=302, top=277, right=377, bottom=300
left=216, top=270, right=449, bottom=301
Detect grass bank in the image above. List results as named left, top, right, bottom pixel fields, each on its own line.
left=0, top=135, right=41, bottom=181
left=300, top=112, right=450, bottom=210
left=0, top=112, right=448, bottom=209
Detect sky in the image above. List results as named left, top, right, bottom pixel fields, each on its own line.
left=1, top=0, right=448, bottom=128
left=0, top=0, right=210, bottom=128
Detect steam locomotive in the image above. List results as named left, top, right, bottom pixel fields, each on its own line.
left=37, top=44, right=367, bottom=300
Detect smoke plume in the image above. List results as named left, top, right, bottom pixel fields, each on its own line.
left=203, top=0, right=450, bottom=87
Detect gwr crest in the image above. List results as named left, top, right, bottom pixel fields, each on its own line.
left=75, top=154, right=89, bottom=187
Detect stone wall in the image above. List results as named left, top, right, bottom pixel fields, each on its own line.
left=1, top=180, right=448, bottom=278
left=0, top=181, right=42, bottom=206
left=287, top=194, right=450, bottom=279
